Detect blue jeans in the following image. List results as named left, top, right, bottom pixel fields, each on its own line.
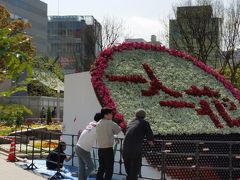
left=75, top=146, right=94, bottom=180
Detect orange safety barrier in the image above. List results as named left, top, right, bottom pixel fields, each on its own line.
left=6, top=138, right=16, bottom=162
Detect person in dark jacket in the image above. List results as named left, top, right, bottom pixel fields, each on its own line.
left=123, top=109, right=154, bottom=180
left=52, top=107, right=57, bottom=118
left=46, top=141, right=73, bottom=170
left=40, top=107, right=46, bottom=123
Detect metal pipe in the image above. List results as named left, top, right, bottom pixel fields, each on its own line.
left=195, top=141, right=200, bottom=180
left=49, top=133, right=52, bottom=154
left=19, top=127, right=22, bottom=152
left=40, top=131, right=43, bottom=159
left=71, top=135, right=74, bottom=166
left=229, top=143, right=233, bottom=180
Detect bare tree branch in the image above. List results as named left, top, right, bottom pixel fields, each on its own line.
left=218, top=0, right=240, bottom=84
left=169, top=0, right=223, bottom=67
left=84, top=16, right=127, bottom=59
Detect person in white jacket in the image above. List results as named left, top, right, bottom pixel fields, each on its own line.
left=75, top=112, right=102, bottom=180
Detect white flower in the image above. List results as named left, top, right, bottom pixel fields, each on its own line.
left=102, top=50, right=240, bottom=134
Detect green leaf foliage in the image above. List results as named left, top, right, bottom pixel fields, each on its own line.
left=0, top=5, right=34, bottom=123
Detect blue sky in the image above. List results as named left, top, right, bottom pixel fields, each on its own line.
left=42, top=0, right=228, bottom=43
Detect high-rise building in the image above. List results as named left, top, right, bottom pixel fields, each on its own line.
left=169, top=6, right=222, bottom=67
left=48, top=16, right=102, bottom=74
left=0, top=0, right=48, bottom=55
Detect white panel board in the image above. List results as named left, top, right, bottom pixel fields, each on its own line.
left=63, top=72, right=101, bottom=166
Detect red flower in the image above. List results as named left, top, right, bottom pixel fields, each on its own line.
left=184, top=85, right=220, bottom=98
left=229, top=102, right=237, bottom=111
left=142, top=64, right=182, bottom=98
left=213, top=99, right=240, bottom=127
left=91, top=42, right=240, bottom=131
left=196, top=100, right=223, bottom=128
left=100, top=48, right=113, bottom=57
left=120, top=121, right=127, bottom=129
left=114, top=113, right=124, bottom=121
left=160, top=101, right=195, bottom=108
left=106, top=74, right=147, bottom=83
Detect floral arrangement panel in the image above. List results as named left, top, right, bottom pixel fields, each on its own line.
left=90, top=42, right=240, bottom=134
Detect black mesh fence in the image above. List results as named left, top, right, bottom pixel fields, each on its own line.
left=142, top=138, right=240, bottom=180
left=3, top=127, right=240, bottom=180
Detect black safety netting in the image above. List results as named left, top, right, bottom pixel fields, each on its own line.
left=142, top=134, right=240, bottom=180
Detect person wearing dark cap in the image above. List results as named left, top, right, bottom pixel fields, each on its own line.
left=75, top=112, right=103, bottom=180
left=123, top=109, right=154, bottom=180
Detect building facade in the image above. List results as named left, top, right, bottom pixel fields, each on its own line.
left=125, top=35, right=161, bottom=44
left=169, top=6, right=222, bottom=67
left=125, top=38, right=147, bottom=43
left=0, top=0, right=48, bottom=55
left=48, top=16, right=102, bottom=74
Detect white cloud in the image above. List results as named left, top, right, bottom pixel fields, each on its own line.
left=123, top=16, right=165, bottom=42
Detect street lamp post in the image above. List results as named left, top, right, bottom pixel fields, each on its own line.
left=57, top=85, right=60, bottom=122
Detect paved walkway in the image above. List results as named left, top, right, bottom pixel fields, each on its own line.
left=0, top=153, right=45, bottom=180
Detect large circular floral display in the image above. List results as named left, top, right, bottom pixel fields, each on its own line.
left=90, top=42, right=240, bottom=134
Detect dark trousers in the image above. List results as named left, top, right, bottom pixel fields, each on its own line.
left=96, top=148, right=114, bottom=180
left=123, top=154, right=142, bottom=180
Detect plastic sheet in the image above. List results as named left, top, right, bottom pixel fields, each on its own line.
left=25, top=160, right=122, bottom=180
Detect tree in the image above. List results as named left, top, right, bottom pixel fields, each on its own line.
left=218, top=0, right=240, bottom=85
left=29, top=56, right=64, bottom=97
left=82, top=24, right=101, bottom=71
left=0, top=104, right=31, bottom=126
left=221, top=67, right=240, bottom=89
left=85, top=16, right=126, bottom=57
left=0, top=5, right=34, bottom=93
left=27, top=80, right=64, bottom=97
left=81, top=16, right=127, bottom=72
left=16, top=112, right=24, bottom=127
left=47, top=106, right=52, bottom=125
left=32, top=56, right=64, bottom=81
left=168, top=0, right=240, bottom=86
left=0, top=5, right=34, bottom=119
left=169, top=0, right=223, bottom=67
left=100, top=16, right=125, bottom=50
